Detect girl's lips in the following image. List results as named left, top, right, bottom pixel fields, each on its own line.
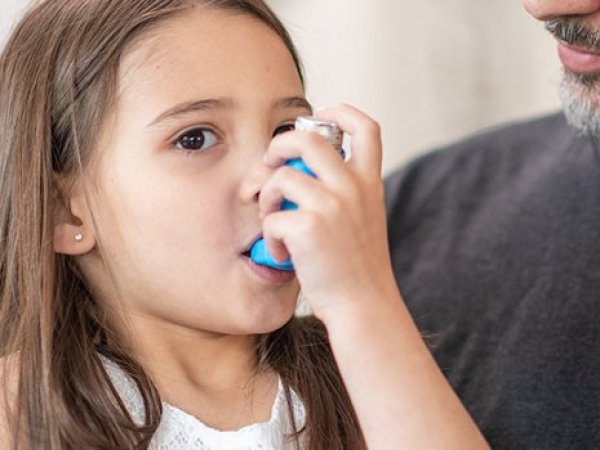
left=558, top=42, right=600, bottom=74
left=241, top=254, right=296, bottom=284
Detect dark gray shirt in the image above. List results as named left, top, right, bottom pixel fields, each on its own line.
left=385, top=112, right=600, bottom=450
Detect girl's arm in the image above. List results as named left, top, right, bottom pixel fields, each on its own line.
left=260, top=104, right=489, bottom=449
left=323, top=290, right=489, bottom=450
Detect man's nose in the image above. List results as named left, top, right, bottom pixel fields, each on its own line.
left=523, top=0, right=600, bottom=21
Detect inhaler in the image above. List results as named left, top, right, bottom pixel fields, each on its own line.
left=250, top=116, right=345, bottom=271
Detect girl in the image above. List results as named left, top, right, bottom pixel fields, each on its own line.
left=0, top=0, right=489, bottom=449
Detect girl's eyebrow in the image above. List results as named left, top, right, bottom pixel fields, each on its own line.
left=147, top=98, right=234, bottom=127
left=147, top=96, right=313, bottom=128
left=277, top=96, right=313, bottom=113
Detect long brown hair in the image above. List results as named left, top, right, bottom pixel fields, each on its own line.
left=0, top=0, right=364, bottom=448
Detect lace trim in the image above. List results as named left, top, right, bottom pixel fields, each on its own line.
left=100, top=356, right=306, bottom=449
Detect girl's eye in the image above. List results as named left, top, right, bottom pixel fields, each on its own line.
left=273, top=123, right=295, bottom=137
left=174, top=128, right=218, bottom=152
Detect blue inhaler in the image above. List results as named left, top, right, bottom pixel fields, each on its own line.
left=250, top=116, right=345, bottom=271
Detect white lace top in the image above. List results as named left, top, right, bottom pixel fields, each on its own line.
left=102, top=357, right=307, bottom=449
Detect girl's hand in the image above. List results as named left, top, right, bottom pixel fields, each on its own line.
left=260, top=104, right=399, bottom=323
left=262, top=105, right=490, bottom=450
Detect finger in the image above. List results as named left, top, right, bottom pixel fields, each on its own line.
left=265, top=130, right=351, bottom=188
left=315, top=105, right=383, bottom=177
left=261, top=211, right=297, bottom=263
left=259, top=166, right=329, bottom=218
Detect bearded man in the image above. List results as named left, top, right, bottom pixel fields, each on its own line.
left=385, top=2, right=600, bottom=449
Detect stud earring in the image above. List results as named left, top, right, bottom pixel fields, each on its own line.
left=74, top=233, right=84, bottom=243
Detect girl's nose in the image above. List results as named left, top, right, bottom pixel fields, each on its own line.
left=239, top=153, right=274, bottom=204
left=523, top=0, right=600, bottom=21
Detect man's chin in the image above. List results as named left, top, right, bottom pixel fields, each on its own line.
left=559, top=69, right=600, bottom=137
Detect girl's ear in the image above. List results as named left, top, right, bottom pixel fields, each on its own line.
left=53, top=178, right=96, bottom=256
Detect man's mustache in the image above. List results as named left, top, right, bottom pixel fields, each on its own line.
left=546, top=18, right=600, bottom=51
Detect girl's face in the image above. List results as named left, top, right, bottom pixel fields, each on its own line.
left=77, top=8, right=309, bottom=335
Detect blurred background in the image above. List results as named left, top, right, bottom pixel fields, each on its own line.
left=1, top=0, right=562, bottom=174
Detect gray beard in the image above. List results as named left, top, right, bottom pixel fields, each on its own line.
left=559, top=70, right=600, bottom=136
left=544, top=18, right=600, bottom=136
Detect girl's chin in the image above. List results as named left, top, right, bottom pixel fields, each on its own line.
left=245, top=311, right=297, bottom=335
left=236, top=303, right=298, bottom=335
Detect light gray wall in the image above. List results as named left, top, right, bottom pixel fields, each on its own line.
left=1, top=1, right=562, bottom=173
left=269, top=1, right=562, bottom=173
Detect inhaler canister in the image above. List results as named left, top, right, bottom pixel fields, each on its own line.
left=294, top=116, right=344, bottom=154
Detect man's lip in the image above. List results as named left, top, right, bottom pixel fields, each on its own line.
left=560, top=41, right=600, bottom=56
left=557, top=41, right=600, bottom=74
